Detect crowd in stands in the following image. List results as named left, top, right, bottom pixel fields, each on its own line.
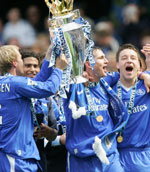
left=0, top=1, right=150, bottom=71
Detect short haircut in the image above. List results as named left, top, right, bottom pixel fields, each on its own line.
left=0, top=45, right=19, bottom=75
left=93, top=46, right=102, bottom=52
left=19, top=48, right=40, bottom=64
left=116, top=43, right=141, bottom=63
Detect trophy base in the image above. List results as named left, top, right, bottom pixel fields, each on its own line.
left=71, top=76, right=88, bottom=84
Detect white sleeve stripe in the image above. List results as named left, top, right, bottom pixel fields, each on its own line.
left=67, top=152, right=70, bottom=172
left=0, top=116, right=2, bottom=125
left=6, top=154, right=15, bottom=172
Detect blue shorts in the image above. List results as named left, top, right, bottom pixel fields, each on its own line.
left=119, top=147, right=150, bottom=172
left=0, top=151, right=38, bottom=172
left=67, top=150, right=124, bottom=172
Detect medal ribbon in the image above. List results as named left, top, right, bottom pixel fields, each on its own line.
left=57, top=96, right=66, bottom=133
left=31, top=98, right=40, bottom=129
left=117, top=79, right=137, bottom=115
left=117, top=79, right=137, bottom=142
left=84, top=82, right=99, bottom=117
left=38, top=99, right=49, bottom=126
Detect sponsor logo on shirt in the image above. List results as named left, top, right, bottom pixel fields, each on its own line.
left=132, top=104, right=147, bottom=113
left=124, top=102, right=147, bottom=114
left=86, top=97, right=108, bottom=111
left=87, top=104, right=108, bottom=111
left=92, top=97, right=101, bottom=104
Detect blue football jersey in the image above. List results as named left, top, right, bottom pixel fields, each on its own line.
left=113, top=80, right=150, bottom=148
left=63, top=83, right=118, bottom=158
left=0, top=68, right=63, bottom=160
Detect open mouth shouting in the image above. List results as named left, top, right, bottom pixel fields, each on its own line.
left=125, top=65, right=133, bottom=74
left=103, top=66, right=108, bottom=73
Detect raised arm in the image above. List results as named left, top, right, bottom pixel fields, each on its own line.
left=34, top=44, right=68, bottom=82
left=103, top=72, right=120, bottom=86
left=141, top=43, right=150, bottom=71
left=15, top=54, right=68, bottom=98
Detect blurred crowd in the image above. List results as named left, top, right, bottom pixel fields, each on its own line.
left=0, top=5, right=49, bottom=52
left=0, top=1, right=150, bottom=71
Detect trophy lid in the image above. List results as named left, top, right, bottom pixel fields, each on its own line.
left=45, top=0, right=74, bottom=17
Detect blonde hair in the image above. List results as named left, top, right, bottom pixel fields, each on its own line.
left=0, top=45, right=19, bottom=75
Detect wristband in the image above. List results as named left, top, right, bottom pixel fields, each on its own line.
left=138, top=71, right=145, bottom=79
left=51, top=135, right=60, bottom=146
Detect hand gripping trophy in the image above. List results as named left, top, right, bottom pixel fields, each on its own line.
left=44, top=0, right=95, bottom=96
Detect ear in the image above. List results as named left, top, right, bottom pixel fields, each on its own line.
left=85, top=61, right=90, bottom=69
left=12, top=61, right=17, bottom=68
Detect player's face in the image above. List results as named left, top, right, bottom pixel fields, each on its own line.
left=23, top=57, right=40, bottom=78
left=94, top=49, right=108, bottom=78
left=117, top=48, right=140, bottom=82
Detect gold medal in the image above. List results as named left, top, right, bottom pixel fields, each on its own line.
left=117, top=135, right=123, bottom=143
left=96, top=115, right=103, bottom=122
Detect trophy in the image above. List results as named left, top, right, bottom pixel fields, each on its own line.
left=44, top=0, right=88, bottom=84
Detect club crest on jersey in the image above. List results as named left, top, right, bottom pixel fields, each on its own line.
left=27, top=79, right=37, bottom=86
left=136, top=89, right=145, bottom=96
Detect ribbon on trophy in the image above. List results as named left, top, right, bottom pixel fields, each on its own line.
left=44, top=0, right=95, bottom=98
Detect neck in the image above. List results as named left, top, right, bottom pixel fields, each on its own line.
left=120, top=77, right=136, bottom=88
left=9, top=68, right=16, bottom=76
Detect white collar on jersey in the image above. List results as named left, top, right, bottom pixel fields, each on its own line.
left=120, top=81, right=133, bottom=91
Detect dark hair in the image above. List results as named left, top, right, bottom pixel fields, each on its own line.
left=116, top=43, right=141, bottom=63
left=19, top=48, right=40, bottom=64
left=93, top=46, right=102, bottom=52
